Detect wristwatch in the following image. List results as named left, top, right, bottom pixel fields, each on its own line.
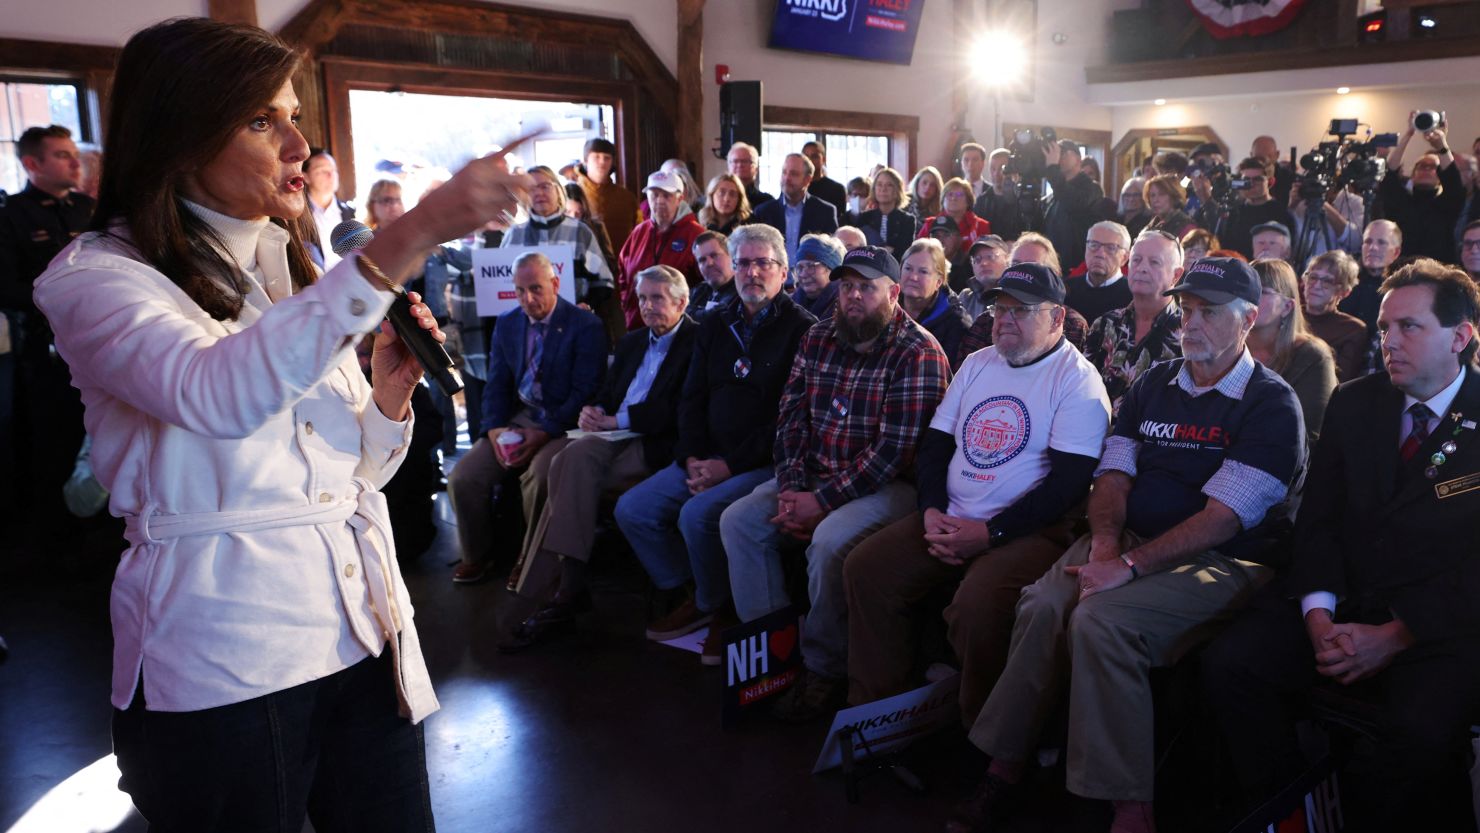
left=988, top=524, right=1009, bottom=547
left=1119, top=552, right=1140, bottom=580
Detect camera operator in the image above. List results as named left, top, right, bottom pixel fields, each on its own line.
left=1198, top=156, right=1296, bottom=260
left=1379, top=112, right=1464, bottom=262
left=1286, top=161, right=1352, bottom=263
left=1251, top=135, right=1295, bottom=207
left=1042, top=138, right=1104, bottom=273
left=1184, top=142, right=1223, bottom=217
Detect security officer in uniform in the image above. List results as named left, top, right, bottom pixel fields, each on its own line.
left=1203, top=258, right=1480, bottom=832
left=0, top=125, right=94, bottom=526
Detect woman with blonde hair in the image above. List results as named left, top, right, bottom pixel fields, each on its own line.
left=907, top=165, right=943, bottom=223
left=697, top=173, right=751, bottom=235
left=854, top=166, right=918, bottom=255
left=1247, top=258, right=1337, bottom=445
left=364, top=178, right=405, bottom=231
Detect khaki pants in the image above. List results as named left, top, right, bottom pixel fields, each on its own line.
left=843, top=512, right=1074, bottom=726
left=968, top=531, right=1271, bottom=802
left=508, top=436, right=650, bottom=598
left=446, top=410, right=564, bottom=570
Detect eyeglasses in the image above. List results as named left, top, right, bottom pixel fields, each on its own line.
left=1138, top=228, right=1182, bottom=245
left=1303, top=271, right=1342, bottom=287
left=371, top=196, right=403, bottom=205
left=1084, top=240, right=1124, bottom=253
left=735, top=257, right=781, bottom=271
left=970, top=253, right=1003, bottom=265
left=794, top=260, right=827, bottom=273
left=986, top=303, right=1051, bottom=321
left=1462, top=239, right=1480, bottom=251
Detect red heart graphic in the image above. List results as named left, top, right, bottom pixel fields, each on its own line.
left=770, top=624, right=798, bottom=662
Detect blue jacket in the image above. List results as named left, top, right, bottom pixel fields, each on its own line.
left=482, top=297, right=607, bottom=436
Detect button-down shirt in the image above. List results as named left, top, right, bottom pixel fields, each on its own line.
left=784, top=197, right=805, bottom=264
left=1083, top=301, right=1183, bottom=416
left=775, top=306, right=950, bottom=511
left=32, top=202, right=434, bottom=719
left=309, top=195, right=343, bottom=271
left=617, top=319, right=684, bottom=429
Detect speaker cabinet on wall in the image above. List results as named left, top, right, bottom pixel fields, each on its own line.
left=720, top=80, right=763, bottom=152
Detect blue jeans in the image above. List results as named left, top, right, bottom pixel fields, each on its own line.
left=112, top=652, right=434, bottom=833
left=721, top=478, right=916, bottom=678
left=614, top=462, right=773, bottom=614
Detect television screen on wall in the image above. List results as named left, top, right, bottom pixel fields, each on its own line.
left=768, top=0, right=926, bottom=66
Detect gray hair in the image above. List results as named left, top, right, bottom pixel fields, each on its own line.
left=513, top=250, right=554, bottom=278
left=634, top=264, right=690, bottom=302
left=727, top=141, right=759, bottom=161
left=1090, top=220, right=1132, bottom=252
left=1226, top=297, right=1258, bottom=321
left=728, top=223, right=788, bottom=272
left=1134, top=227, right=1184, bottom=269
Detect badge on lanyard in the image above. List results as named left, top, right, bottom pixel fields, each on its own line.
left=733, top=357, right=752, bottom=378
left=671, top=239, right=686, bottom=253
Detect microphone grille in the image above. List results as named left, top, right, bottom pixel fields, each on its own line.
left=330, top=220, right=374, bottom=255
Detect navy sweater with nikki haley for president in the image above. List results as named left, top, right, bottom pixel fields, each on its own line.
left=1107, top=355, right=1305, bottom=555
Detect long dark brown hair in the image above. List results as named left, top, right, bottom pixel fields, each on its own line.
left=92, top=17, right=318, bottom=321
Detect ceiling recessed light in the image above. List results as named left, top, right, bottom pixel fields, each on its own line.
left=1154, top=98, right=1167, bottom=106
left=1337, top=86, right=1351, bottom=95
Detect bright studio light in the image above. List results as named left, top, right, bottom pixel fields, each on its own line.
left=972, top=30, right=1028, bottom=86
left=1154, top=98, right=1167, bottom=106
left=1336, top=86, right=1351, bottom=95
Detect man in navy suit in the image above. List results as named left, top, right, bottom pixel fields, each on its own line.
left=501, top=265, right=698, bottom=649
left=1203, top=258, right=1480, bottom=831
left=447, top=251, right=607, bottom=584
left=752, top=153, right=839, bottom=267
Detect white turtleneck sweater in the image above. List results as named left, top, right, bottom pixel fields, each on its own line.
left=32, top=206, right=439, bottom=721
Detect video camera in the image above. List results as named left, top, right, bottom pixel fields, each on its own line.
left=1294, top=118, right=1398, bottom=200
left=1003, top=126, right=1058, bottom=183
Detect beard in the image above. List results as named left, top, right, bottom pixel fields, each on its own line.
left=835, top=303, right=892, bottom=347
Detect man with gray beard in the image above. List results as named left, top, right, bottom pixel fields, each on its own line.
left=722, top=246, right=951, bottom=721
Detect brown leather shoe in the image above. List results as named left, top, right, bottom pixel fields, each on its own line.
left=452, top=561, right=492, bottom=584
left=645, top=598, right=712, bottom=642
left=700, top=610, right=738, bottom=666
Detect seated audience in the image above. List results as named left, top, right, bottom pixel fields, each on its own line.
left=698, top=173, right=751, bottom=235
left=926, top=215, right=974, bottom=291
left=790, top=233, right=846, bottom=320
left=1118, top=176, right=1151, bottom=237
left=502, top=165, right=614, bottom=308
left=1084, top=229, right=1186, bottom=416
left=616, top=223, right=816, bottom=665
left=1380, top=120, right=1465, bottom=262
left=920, top=177, right=993, bottom=253
left=957, top=233, right=1090, bottom=364
left=1180, top=227, right=1217, bottom=265
left=898, top=238, right=972, bottom=364
left=1203, top=259, right=1480, bottom=833
left=448, top=252, right=607, bottom=584
left=907, top=165, right=944, bottom=225
left=834, top=225, right=868, bottom=252
left=500, top=265, right=697, bottom=649
left=751, top=153, right=838, bottom=263
left=855, top=167, right=918, bottom=256
left=845, top=176, right=872, bottom=221
left=949, top=256, right=1304, bottom=833
left=1064, top=220, right=1132, bottom=325
left=845, top=262, right=1110, bottom=725
left=721, top=245, right=950, bottom=721
left=1342, top=219, right=1403, bottom=337
left=616, top=170, right=704, bottom=330
left=1301, top=249, right=1371, bottom=381
left=1250, top=220, right=1292, bottom=263
left=1142, top=174, right=1196, bottom=240
left=727, top=141, right=773, bottom=208
left=958, top=234, right=1010, bottom=321
left=689, top=230, right=737, bottom=316
left=1248, top=258, right=1338, bottom=446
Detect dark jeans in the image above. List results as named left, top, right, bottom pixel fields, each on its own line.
left=113, top=652, right=435, bottom=833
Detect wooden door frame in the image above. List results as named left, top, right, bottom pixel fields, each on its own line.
left=1110, top=125, right=1228, bottom=196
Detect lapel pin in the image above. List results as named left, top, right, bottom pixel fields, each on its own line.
left=1425, top=465, right=1439, bottom=479
left=1442, top=440, right=1458, bottom=455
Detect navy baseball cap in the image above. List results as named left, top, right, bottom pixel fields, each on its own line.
left=929, top=216, right=961, bottom=236
left=986, top=262, right=1066, bottom=305
left=969, top=234, right=1009, bottom=255
left=1163, top=256, right=1261, bottom=305
left=1250, top=220, right=1291, bottom=240
left=832, top=245, right=900, bottom=282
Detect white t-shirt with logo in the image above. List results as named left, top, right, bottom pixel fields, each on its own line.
left=929, top=340, right=1111, bottom=521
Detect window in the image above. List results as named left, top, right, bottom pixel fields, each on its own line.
left=760, top=128, right=891, bottom=199
left=0, top=78, right=90, bottom=195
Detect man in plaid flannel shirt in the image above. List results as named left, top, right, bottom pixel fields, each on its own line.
left=721, top=245, right=951, bottom=721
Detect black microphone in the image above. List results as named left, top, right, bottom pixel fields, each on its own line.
left=331, top=220, right=464, bottom=396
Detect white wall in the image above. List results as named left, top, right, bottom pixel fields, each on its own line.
left=2, top=0, right=206, bottom=45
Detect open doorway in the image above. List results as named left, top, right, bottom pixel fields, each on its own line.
left=346, top=89, right=615, bottom=209
left=1110, top=126, right=1228, bottom=198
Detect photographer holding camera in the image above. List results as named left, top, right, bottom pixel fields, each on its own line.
left=1379, top=111, right=1465, bottom=262
left=1042, top=138, right=1104, bottom=273
left=1197, top=156, right=1297, bottom=260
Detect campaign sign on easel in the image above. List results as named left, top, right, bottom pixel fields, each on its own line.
left=722, top=607, right=803, bottom=727
left=812, top=672, right=961, bottom=773
left=471, top=244, right=576, bottom=316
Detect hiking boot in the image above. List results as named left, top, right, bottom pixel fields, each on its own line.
left=645, top=598, right=712, bottom=642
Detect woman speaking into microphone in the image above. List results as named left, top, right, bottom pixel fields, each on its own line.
left=33, top=17, right=527, bottom=831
